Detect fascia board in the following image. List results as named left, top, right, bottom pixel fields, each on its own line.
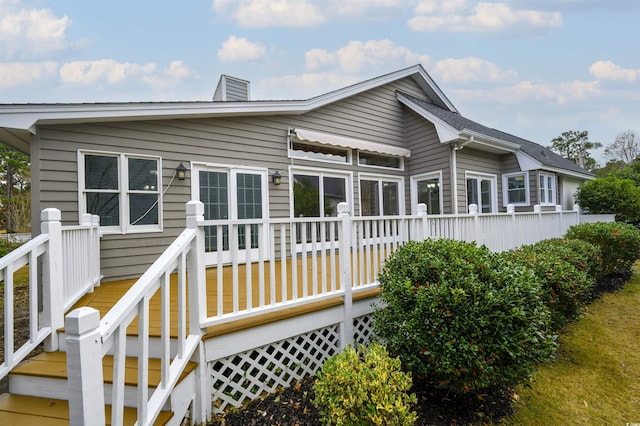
left=461, top=130, right=520, bottom=152
left=397, top=92, right=461, bottom=143
left=0, top=101, right=309, bottom=132
left=540, top=166, right=595, bottom=180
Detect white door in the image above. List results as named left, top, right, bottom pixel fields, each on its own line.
left=194, top=165, right=268, bottom=265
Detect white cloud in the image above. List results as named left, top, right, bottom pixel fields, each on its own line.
left=0, top=61, right=58, bottom=89
left=305, top=39, right=430, bottom=73
left=589, top=60, right=639, bottom=82
left=255, top=72, right=362, bottom=99
left=59, top=59, right=157, bottom=85
left=0, top=2, right=71, bottom=59
left=141, top=60, right=199, bottom=90
left=217, top=36, right=266, bottom=63
left=409, top=1, right=562, bottom=33
left=454, top=79, right=601, bottom=105
left=431, top=57, right=518, bottom=83
left=213, top=0, right=325, bottom=28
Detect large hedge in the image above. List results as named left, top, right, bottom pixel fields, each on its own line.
left=500, top=241, right=596, bottom=330
left=373, top=239, right=557, bottom=393
left=565, top=222, right=640, bottom=277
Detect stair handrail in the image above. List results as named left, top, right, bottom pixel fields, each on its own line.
left=65, top=201, right=208, bottom=426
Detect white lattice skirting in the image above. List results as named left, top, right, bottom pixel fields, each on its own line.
left=209, top=313, right=375, bottom=413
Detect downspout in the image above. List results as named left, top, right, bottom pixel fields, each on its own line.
left=450, top=144, right=458, bottom=215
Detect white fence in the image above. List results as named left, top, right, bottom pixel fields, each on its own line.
left=0, top=209, right=101, bottom=379
left=0, top=233, right=31, bottom=243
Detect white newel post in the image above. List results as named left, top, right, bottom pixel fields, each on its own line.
left=416, top=203, right=428, bottom=241
left=337, top=202, right=354, bottom=349
left=533, top=204, right=542, bottom=241
left=506, top=204, right=516, bottom=249
left=468, top=204, right=480, bottom=245
left=41, top=208, right=64, bottom=351
left=185, top=200, right=210, bottom=423
left=555, top=205, right=563, bottom=236
left=573, top=204, right=580, bottom=224
left=65, top=307, right=105, bottom=426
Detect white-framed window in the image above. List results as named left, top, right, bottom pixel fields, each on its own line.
left=359, top=173, right=404, bottom=216
left=502, top=172, right=530, bottom=206
left=410, top=171, right=443, bottom=214
left=465, top=171, right=497, bottom=213
left=539, top=172, right=556, bottom=205
left=78, top=150, right=162, bottom=234
left=358, top=151, right=403, bottom=170
left=290, top=167, right=352, bottom=218
left=289, top=140, right=351, bottom=165
left=191, top=163, right=269, bottom=264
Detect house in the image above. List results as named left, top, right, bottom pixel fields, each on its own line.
left=0, top=64, right=592, bottom=282
left=0, top=65, right=598, bottom=424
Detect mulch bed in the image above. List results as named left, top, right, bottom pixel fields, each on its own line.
left=209, top=377, right=515, bottom=425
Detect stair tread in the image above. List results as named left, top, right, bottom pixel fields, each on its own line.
left=11, top=351, right=197, bottom=387
left=0, top=394, right=173, bottom=425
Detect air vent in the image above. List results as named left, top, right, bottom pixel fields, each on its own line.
left=213, top=75, right=250, bottom=101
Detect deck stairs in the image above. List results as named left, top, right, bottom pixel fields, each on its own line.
left=0, top=303, right=198, bottom=425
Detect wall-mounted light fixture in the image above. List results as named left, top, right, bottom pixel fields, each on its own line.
left=272, top=171, right=282, bottom=185
left=176, top=163, right=187, bottom=180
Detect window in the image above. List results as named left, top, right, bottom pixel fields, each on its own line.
left=411, top=172, right=442, bottom=214
left=359, top=175, right=403, bottom=216
left=79, top=151, right=162, bottom=233
left=292, top=170, right=349, bottom=218
left=539, top=172, right=556, bottom=205
left=358, top=152, right=402, bottom=169
left=502, top=172, right=529, bottom=206
left=289, top=141, right=350, bottom=164
left=466, top=172, right=496, bottom=213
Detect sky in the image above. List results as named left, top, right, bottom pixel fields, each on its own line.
left=1, top=0, right=638, bottom=164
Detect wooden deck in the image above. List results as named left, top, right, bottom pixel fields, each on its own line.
left=70, top=256, right=382, bottom=339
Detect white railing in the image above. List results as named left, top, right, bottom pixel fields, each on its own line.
left=65, top=201, right=207, bottom=426
left=62, top=214, right=102, bottom=311
left=0, top=233, right=31, bottom=243
left=579, top=213, right=616, bottom=224
left=0, top=209, right=101, bottom=379
left=200, top=202, right=582, bottom=328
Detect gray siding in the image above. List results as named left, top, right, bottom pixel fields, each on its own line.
left=33, top=76, right=440, bottom=281
left=404, top=108, right=452, bottom=214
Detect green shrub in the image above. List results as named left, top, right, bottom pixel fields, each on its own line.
left=536, top=238, right=602, bottom=281
left=501, top=243, right=595, bottom=330
left=565, top=222, right=640, bottom=277
left=313, top=343, right=417, bottom=426
left=574, top=176, right=640, bottom=226
left=373, top=239, right=557, bottom=393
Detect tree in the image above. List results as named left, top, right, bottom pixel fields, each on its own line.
left=0, top=144, right=31, bottom=232
left=604, top=130, right=639, bottom=164
left=548, top=130, right=602, bottom=171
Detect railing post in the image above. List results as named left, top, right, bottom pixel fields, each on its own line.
left=533, top=205, right=542, bottom=243
left=65, top=307, right=105, bottom=426
left=337, top=202, right=353, bottom=349
left=41, top=208, right=64, bottom=351
left=506, top=204, right=516, bottom=250
left=185, top=200, right=209, bottom=424
left=573, top=204, right=580, bottom=224
left=468, top=204, right=479, bottom=245
left=416, top=203, right=428, bottom=241
left=555, top=205, right=563, bottom=236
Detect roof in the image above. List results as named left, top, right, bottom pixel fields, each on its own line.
left=397, top=92, right=593, bottom=178
left=0, top=64, right=453, bottom=155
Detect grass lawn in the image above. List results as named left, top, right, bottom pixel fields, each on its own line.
left=501, top=264, right=640, bottom=425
